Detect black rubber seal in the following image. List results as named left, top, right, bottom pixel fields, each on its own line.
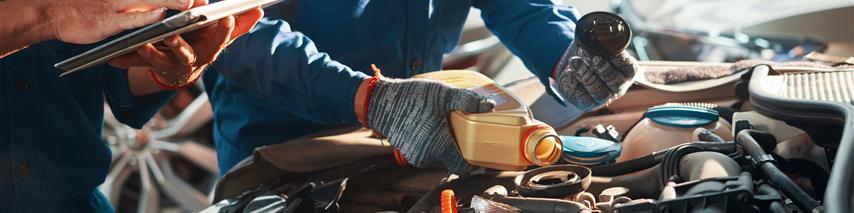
left=514, top=165, right=592, bottom=198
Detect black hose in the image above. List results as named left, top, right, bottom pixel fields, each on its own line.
left=737, top=130, right=822, bottom=213
left=756, top=184, right=787, bottom=213
left=591, top=154, right=658, bottom=176
left=660, top=144, right=706, bottom=184
left=666, top=102, right=738, bottom=123
left=591, top=142, right=737, bottom=176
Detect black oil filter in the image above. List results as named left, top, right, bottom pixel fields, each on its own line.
left=575, top=11, right=632, bottom=57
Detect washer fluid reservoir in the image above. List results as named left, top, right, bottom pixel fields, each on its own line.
left=618, top=105, right=733, bottom=162
left=414, top=70, right=562, bottom=171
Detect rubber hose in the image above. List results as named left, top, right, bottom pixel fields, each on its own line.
left=590, top=154, right=658, bottom=176
left=757, top=184, right=787, bottom=213
left=588, top=151, right=741, bottom=198
left=591, top=142, right=737, bottom=177
left=660, top=144, right=706, bottom=183
left=737, top=130, right=822, bottom=213
left=666, top=102, right=738, bottom=123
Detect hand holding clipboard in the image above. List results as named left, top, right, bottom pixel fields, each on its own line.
left=55, top=0, right=285, bottom=77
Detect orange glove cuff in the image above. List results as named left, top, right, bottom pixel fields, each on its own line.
left=354, top=64, right=384, bottom=127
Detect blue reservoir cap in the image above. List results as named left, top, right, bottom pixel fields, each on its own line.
left=645, top=105, right=719, bottom=128
left=561, top=136, right=622, bottom=165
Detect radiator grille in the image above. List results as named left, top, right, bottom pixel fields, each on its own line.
left=780, top=71, right=854, bottom=105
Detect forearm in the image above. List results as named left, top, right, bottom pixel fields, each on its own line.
left=0, top=0, right=54, bottom=58
left=104, top=66, right=176, bottom=128
left=212, top=19, right=369, bottom=124
left=474, top=0, right=578, bottom=82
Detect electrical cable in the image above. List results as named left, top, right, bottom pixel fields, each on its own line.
left=737, top=129, right=822, bottom=213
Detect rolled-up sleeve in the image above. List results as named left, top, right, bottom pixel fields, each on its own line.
left=210, top=18, right=369, bottom=124
left=102, top=66, right=175, bottom=128
left=473, top=0, right=579, bottom=82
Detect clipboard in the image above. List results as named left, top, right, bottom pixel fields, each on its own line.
left=55, top=0, right=285, bottom=76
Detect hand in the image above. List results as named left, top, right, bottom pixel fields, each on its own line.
left=109, top=1, right=264, bottom=88
left=554, top=42, right=639, bottom=111
left=365, top=77, right=495, bottom=173
left=46, top=0, right=193, bottom=44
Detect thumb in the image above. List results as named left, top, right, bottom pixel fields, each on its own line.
left=449, top=90, right=495, bottom=113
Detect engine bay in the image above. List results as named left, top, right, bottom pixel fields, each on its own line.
left=201, top=62, right=853, bottom=213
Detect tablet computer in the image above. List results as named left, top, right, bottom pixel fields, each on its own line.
left=55, top=0, right=285, bottom=76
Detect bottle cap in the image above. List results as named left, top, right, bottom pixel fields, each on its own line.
left=561, top=136, right=622, bottom=165
left=575, top=11, right=632, bottom=56
left=645, top=105, right=719, bottom=128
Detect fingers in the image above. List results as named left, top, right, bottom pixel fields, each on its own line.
left=163, top=35, right=196, bottom=65
left=115, top=0, right=192, bottom=12
left=567, top=78, right=599, bottom=111
left=609, top=51, right=639, bottom=78
left=192, top=0, right=210, bottom=8
left=557, top=63, right=599, bottom=111
left=590, top=57, right=629, bottom=93
left=137, top=43, right=175, bottom=69
left=112, top=8, right=167, bottom=30
left=230, top=8, right=265, bottom=42
left=449, top=90, right=496, bottom=113
left=568, top=57, right=604, bottom=96
left=108, top=53, right=150, bottom=68
left=108, top=36, right=193, bottom=68
left=196, top=15, right=235, bottom=64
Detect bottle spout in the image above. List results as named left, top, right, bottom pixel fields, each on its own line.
left=524, top=126, right=563, bottom=166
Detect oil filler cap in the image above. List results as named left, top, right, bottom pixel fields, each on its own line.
left=645, top=105, right=719, bottom=128
left=575, top=11, right=632, bottom=56
left=561, top=136, right=621, bottom=166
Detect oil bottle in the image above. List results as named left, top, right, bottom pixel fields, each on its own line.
left=414, top=70, right=562, bottom=171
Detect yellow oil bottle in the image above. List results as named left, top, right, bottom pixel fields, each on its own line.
left=414, top=70, right=562, bottom=171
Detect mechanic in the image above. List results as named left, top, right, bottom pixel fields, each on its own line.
left=0, top=0, right=263, bottom=212
left=204, top=0, right=639, bottom=174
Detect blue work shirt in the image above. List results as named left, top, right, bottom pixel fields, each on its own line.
left=0, top=41, right=173, bottom=212
left=204, top=0, right=579, bottom=173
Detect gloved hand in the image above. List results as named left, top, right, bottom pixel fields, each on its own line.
left=364, top=77, right=495, bottom=173
left=554, top=42, right=639, bottom=111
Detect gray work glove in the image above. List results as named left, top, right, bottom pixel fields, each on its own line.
left=366, top=78, right=495, bottom=173
left=554, top=42, right=640, bottom=111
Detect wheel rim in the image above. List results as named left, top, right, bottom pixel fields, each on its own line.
left=100, top=92, right=217, bottom=212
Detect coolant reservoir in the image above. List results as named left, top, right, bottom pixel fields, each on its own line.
left=414, top=70, right=562, bottom=171
left=617, top=105, right=733, bottom=162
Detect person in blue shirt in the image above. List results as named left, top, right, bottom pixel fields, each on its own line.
left=0, top=0, right=263, bottom=211
left=205, top=0, right=639, bottom=174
